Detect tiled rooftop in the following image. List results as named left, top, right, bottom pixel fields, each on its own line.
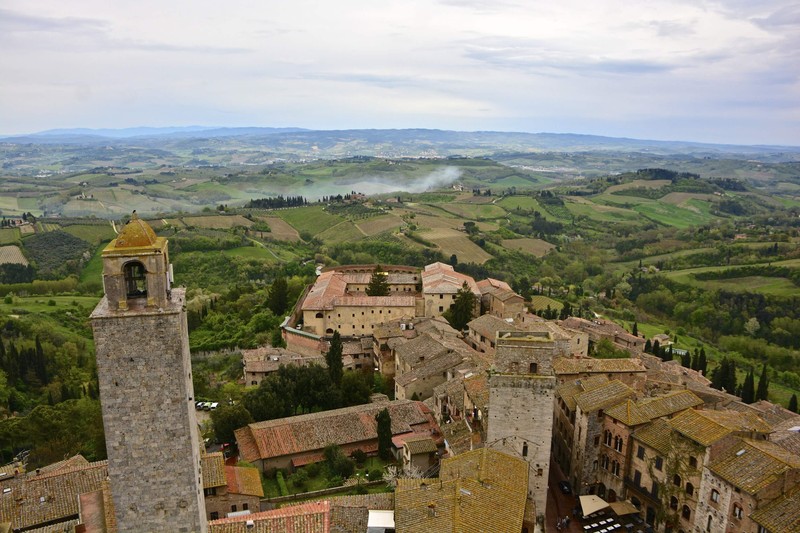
left=553, top=357, right=646, bottom=375
left=669, top=409, right=771, bottom=446
left=636, top=390, right=703, bottom=420
left=225, top=465, right=264, bottom=497
left=421, top=262, right=480, bottom=295
left=709, top=438, right=800, bottom=494
left=0, top=460, right=108, bottom=531
left=575, top=380, right=635, bottom=413
left=209, top=501, right=330, bottom=533
left=202, top=452, right=227, bottom=488
left=394, top=333, right=451, bottom=366
left=404, top=436, right=438, bottom=455
left=605, top=400, right=651, bottom=426
left=396, top=448, right=528, bottom=533
left=236, top=400, right=437, bottom=462
left=467, top=314, right=520, bottom=339
left=394, top=351, right=469, bottom=387
left=633, top=418, right=673, bottom=455
left=556, top=375, right=610, bottom=411
left=750, top=487, right=800, bottom=533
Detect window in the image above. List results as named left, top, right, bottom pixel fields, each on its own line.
left=637, top=445, right=645, bottom=460
left=689, top=456, right=698, bottom=468
left=733, top=505, right=743, bottom=519
left=522, top=443, right=528, bottom=457
left=602, top=455, right=610, bottom=470
left=670, top=496, right=678, bottom=510
left=243, top=503, right=249, bottom=511
left=315, top=312, right=323, bottom=318
left=529, top=362, right=538, bottom=373
left=673, top=474, right=682, bottom=487
left=615, top=436, right=623, bottom=452
left=757, top=527, right=768, bottom=533
left=611, top=461, right=620, bottom=476
left=686, top=483, right=694, bottom=496
left=210, top=512, right=219, bottom=520
left=604, top=431, right=612, bottom=447
left=710, top=489, right=720, bottom=503
left=594, top=435, right=600, bottom=447
left=655, top=456, right=663, bottom=471
left=633, top=470, right=642, bottom=487
left=231, top=505, right=237, bottom=512
left=682, top=505, right=691, bottom=520
left=706, top=515, right=712, bottom=532
left=204, top=487, right=217, bottom=497
left=123, top=261, right=147, bottom=298
left=651, top=481, right=659, bottom=498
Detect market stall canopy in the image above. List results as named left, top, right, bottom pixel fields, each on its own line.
left=609, top=500, right=639, bottom=516
left=580, top=494, right=610, bottom=516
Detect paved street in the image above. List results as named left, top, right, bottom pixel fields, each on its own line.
left=547, top=458, right=583, bottom=533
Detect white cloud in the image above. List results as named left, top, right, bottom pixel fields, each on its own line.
left=0, top=0, right=797, bottom=144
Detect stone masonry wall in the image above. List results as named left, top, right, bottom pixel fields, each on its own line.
left=91, top=289, right=207, bottom=533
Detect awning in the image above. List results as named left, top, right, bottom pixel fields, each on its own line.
left=580, top=494, right=610, bottom=516
left=609, top=500, right=639, bottom=516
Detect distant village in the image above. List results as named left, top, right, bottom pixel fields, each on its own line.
left=2, top=245, right=799, bottom=532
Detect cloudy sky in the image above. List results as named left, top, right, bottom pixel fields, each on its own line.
left=1, top=0, right=798, bottom=145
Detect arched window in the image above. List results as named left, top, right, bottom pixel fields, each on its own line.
left=124, top=261, right=147, bottom=298
left=673, top=474, right=682, bottom=487
left=315, top=312, right=323, bottom=318
left=670, top=496, right=678, bottom=510
left=686, top=482, right=694, bottom=496
left=682, top=505, right=691, bottom=520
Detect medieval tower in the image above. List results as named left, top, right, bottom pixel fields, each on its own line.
left=487, top=331, right=557, bottom=530
left=90, top=213, right=207, bottom=533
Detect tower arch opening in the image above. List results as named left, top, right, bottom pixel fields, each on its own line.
left=124, top=261, right=148, bottom=299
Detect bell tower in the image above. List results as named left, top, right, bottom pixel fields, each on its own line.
left=91, top=213, right=206, bottom=533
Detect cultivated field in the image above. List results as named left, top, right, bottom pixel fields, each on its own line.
left=606, top=179, right=672, bottom=193
left=0, top=245, right=28, bottom=265
left=275, top=206, right=344, bottom=236
left=316, top=221, right=366, bottom=244
left=181, top=215, right=254, bottom=229
left=501, top=238, right=556, bottom=257
left=0, top=229, right=20, bottom=244
left=438, top=203, right=506, bottom=220
left=258, top=217, right=300, bottom=241
left=529, top=295, right=564, bottom=311
left=62, top=224, right=116, bottom=244
left=355, top=214, right=404, bottom=236
left=420, top=227, right=493, bottom=264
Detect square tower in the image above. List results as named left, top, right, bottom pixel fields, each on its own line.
left=487, top=331, right=557, bottom=529
left=90, top=213, right=206, bottom=533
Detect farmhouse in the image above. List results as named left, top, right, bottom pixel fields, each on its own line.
left=234, top=399, right=442, bottom=472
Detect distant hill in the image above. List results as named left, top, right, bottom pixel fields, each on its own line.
left=1, top=127, right=798, bottom=157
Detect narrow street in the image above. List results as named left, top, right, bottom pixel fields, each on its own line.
left=546, top=458, right=583, bottom=533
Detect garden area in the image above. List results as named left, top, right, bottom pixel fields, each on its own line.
left=260, top=445, right=393, bottom=499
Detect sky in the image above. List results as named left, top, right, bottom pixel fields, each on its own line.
left=1, top=0, right=798, bottom=145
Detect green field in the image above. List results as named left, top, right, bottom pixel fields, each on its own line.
left=437, top=203, right=507, bottom=220
left=275, top=206, right=344, bottom=236
left=316, top=221, right=366, bottom=244
left=0, top=228, right=20, bottom=244
left=501, top=238, right=555, bottom=257
left=0, top=295, right=100, bottom=315
left=564, top=198, right=640, bottom=223
left=529, top=295, right=563, bottom=312
left=62, top=224, right=116, bottom=244
left=222, top=246, right=279, bottom=262
left=665, top=261, right=800, bottom=296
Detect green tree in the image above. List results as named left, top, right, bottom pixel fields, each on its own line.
left=325, top=331, right=344, bottom=387
left=443, top=282, right=477, bottom=331
left=341, top=371, right=372, bottom=407
left=789, top=394, right=798, bottom=413
left=741, top=368, right=755, bottom=404
left=266, top=277, right=289, bottom=316
left=632, top=322, right=638, bottom=337
left=210, top=403, right=254, bottom=445
left=698, top=348, right=707, bottom=375
left=366, top=265, right=390, bottom=296
left=756, top=364, right=769, bottom=401
left=375, top=407, right=392, bottom=460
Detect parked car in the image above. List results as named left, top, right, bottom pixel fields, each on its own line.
left=210, top=402, right=219, bottom=410
left=559, top=480, right=572, bottom=495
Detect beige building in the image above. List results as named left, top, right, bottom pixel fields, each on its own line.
left=477, top=277, right=525, bottom=318
left=202, top=453, right=264, bottom=521
left=241, top=345, right=323, bottom=387
left=421, top=262, right=480, bottom=319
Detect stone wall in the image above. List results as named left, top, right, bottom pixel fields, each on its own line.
left=91, top=290, right=206, bottom=533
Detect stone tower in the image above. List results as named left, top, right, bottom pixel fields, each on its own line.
left=487, top=331, right=557, bottom=529
left=90, top=213, right=206, bottom=533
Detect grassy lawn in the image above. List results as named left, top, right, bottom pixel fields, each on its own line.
left=501, top=238, right=555, bottom=257
left=0, top=295, right=100, bottom=314
left=0, top=228, right=21, bottom=245
left=316, top=220, right=366, bottom=244
left=62, top=224, right=116, bottom=244
left=437, top=203, right=507, bottom=220
left=222, top=246, right=279, bottom=261
left=276, top=206, right=344, bottom=236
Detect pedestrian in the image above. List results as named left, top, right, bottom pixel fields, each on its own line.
left=566, top=516, right=571, bottom=527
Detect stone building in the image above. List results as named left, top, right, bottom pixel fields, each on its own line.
left=202, top=453, right=264, bottom=521
left=421, top=262, right=480, bottom=318
left=90, top=213, right=206, bottom=533
left=486, top=331, right=558, bottom=528
left=241, top=345, right=322, bottom=387
left=477, top=277, right=525, bottom=318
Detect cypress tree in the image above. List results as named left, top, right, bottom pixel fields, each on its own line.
left=632, top=322, right=638, bottom=337
left=789, top=394, right=798, bottom=413
left=644, top=339, right=652, bottom=354
left=266, top=277, right=289, bottom=316
left=690, top=349, right=699, bottom=371
left=681, top=351, right=691, bottom=368
left=756, top=364, right=769, bottom=401
left=325, top=331, right=344, bottom=387
left=741, top=369, right=755, bottom=404
left=652, top=340, right=661, bottom=358
left=366, top=265, right=390, bottom=297
left=375, top=408, right=393, bottom=460
left=698, top=348, right=707, bottom=375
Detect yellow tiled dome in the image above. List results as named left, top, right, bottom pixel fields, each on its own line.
left=115, top=212, right=158, bottom=248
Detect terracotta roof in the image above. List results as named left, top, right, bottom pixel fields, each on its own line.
left=302, top=271, right=348, bottom=310
left=411, top=317, right=460, bottom=337
left=440, top=419, right=473, bottom=455
left=36, top=455, right=90, bottom=475
left=464, top=374, right=489, bottom=412
left=334, top=295, right=416, bottom=307
left=726, top=400, right=800, bottom=427
left=434, top=377, right=467, bottom=414
left=605, top=400, right=650, bottom=426
left=236, top=400, right=437, bottom=462
left=575, top=380, right=635, bottom=412
left=467, top=314, right=520, bottom=339
left=209, top=501, right=330, bottom=533
left=24, top=519, right=82, bottom=532
left=395, top=333, right=451, bottom=367
left=0, top=460, right=108, bottom=531
left=404, top=436, right=438, bottom=455
left=636, top=390, right=703, bottom=419
left=482, top=287, right=522, bottom=302
left=633, top=418, right=673, bottom=455
left=203, top=453, right=227, bottom=488
left=669, top=409, right=771, bottom=447
left=750, top=487, right=800, bottom=533
left=396, top=448, right=528, bottom=533
left=421, top=262, right=480, bottom=295
left=709, top=438, right=800, bottom=494
left=326, top=494, right=395, bottom=533
left=225, top=465, right=264, bottom=497
left=556, top=375, right=609, bottom=411
left=476, top=278, right=511, bottom=292
left=553, top=357, right=646, bottom=375
left=394, top=351, right=469, bottom=387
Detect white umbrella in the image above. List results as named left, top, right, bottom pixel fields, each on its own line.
left=580, top=494, right=610, bottom=516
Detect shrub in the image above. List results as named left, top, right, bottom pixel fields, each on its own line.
left=326, top=475, right=343, bottom=488
left=276, top=470, right=289, bottom=496
left=350, top=449, right=367, bottom=465
left=289, top=469, right=309, bottom=491
left=369, top=468, right=383, bottom=481
left=306, top=462, right=321, bottom=477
